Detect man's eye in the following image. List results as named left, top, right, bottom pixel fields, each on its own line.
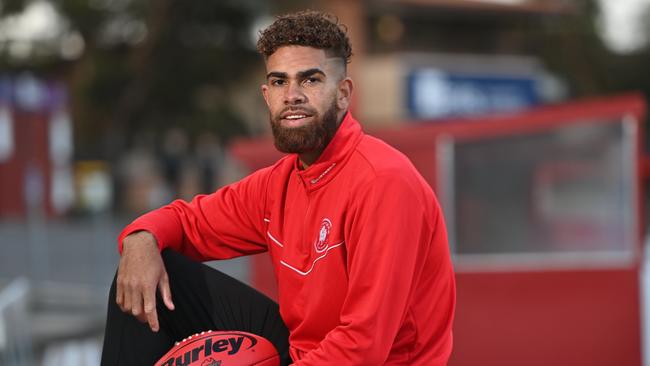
left=304, top=77, right=320, bottom=85
left=271, top=79, right=286, bottom=86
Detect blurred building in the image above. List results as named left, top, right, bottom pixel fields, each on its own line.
left=297, top=0, right=574, bottom=126
left=0, top=74, right=75, bottom=219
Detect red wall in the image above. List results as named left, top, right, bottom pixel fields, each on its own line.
left=451, top=269, right=641, bottom=366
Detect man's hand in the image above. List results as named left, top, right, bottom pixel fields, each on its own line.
left=116, top=231, right=175, bottom=332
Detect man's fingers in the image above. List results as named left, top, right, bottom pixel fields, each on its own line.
left=135, top=311, right=147, bottom=324
left=116, top=285, right=123, bottom=307
left=159, top=273, right=175, bottom=311
left=121, top=281, right=132, bottom=314
left=128, top=284, right=144, bottom=318
left=145, top=307, right=159, bottom=331
left=115, top=239, right=169, bottom=331
left=116, top=277, right=125, bottom=311
left=142, top=288, right=159, bottom=332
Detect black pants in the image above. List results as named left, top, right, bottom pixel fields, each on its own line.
left=100, top=249, right=290, bottom=365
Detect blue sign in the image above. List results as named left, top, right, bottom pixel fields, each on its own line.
left=407, top=68, right=540, bottom=120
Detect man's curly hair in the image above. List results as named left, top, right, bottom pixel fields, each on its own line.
left=257, top=10, right=352, bottom=66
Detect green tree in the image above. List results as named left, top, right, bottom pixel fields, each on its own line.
left=0, top=0, right=267, bottom=159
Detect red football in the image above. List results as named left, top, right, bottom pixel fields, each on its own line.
left=154, top=330, right=279, bottom=366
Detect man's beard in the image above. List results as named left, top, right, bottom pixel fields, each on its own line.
left=270, top=100, right=339, bottom=154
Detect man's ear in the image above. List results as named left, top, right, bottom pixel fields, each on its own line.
left=337, top=77, right=354, bottom=111
left=261, top=84, right=270, bottom=107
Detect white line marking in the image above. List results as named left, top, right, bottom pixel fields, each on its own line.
left=280, top=241, right=345, bottom=276
left=267, top=231, right=284, bottom=247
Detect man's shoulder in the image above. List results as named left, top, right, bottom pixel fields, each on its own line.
left=270, top=153, right=295, bottom=171
left=346, top=135, right=439, bottom=223
left=353, top=134, right=415, bottom=176
left=236, top=154, right=293, bottom=190
left=350, top=134, right=436, bottom=198
left=249, top=154, right=294, bottom=177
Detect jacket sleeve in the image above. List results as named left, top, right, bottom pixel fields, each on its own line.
left=117, top=167, right=272, bottom=261
left=293, top=172, right=454, bottom=365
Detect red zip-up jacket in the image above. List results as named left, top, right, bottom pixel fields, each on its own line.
left=118, top=113, right=456, bottom=365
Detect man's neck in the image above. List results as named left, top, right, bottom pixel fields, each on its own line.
left=298, top=110, right=347, bottom=169
left=298, top=151, right=321, bottom=170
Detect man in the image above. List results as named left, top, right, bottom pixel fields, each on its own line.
left=101, top=10, right=455, bottom=365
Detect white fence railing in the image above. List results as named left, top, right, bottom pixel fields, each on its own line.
left=0, top=277, right=33, bottom=366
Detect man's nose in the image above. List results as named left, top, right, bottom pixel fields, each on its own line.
left=285, top=82, right=306, bottom=105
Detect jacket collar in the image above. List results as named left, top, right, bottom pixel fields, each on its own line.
left=294, top=111, right=363, bottom=190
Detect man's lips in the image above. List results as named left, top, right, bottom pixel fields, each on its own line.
left=284, top=114, right=308, bottom=120
left=279, top=111, right=314, bottom=127
left=281, top=109, right=313, bottom=118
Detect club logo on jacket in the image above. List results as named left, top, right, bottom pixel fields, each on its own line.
left=314, top=218, right=332, bottom=253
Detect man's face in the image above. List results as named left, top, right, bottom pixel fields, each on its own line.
left=261, top=46, right=350, bottom=156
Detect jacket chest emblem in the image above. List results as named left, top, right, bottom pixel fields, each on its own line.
left=314, top=218, right=332, bottom=253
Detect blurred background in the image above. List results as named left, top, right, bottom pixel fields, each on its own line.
left=1, top=0, right=650, bottom=364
